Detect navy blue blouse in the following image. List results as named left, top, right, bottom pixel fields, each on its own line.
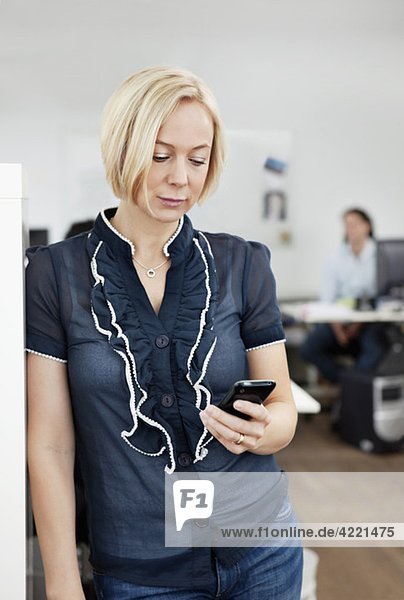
left=26, top=208, right=286, bottom=588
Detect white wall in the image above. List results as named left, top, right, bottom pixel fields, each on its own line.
left=1, top=0, right=404, bottom=297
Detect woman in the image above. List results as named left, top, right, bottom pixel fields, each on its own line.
left=26, top=66, right=302, bottom=599
left=300, top=208, right=386, bottom=383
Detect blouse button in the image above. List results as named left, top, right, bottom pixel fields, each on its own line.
left=177, top=452, right=193, bottom=468
left=155, top=334, right=170, bottom=348
left=161, top=394, right=175, bottom=408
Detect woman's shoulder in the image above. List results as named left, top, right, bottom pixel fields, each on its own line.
left=26, top=231, right=90, bottom=260
left=198, top=229, right=269, bottom=256
left=26, top=231, right=91, bottom=277
left=195, top=231, right=274, bottom=290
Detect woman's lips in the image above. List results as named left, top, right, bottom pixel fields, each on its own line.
left=158, top=196, right=186, bottom=208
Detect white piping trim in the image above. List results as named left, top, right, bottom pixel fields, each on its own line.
left=163, top=216, right=184, bottom=257
left=185, top=234, right=217, bottom=463
left=197, top=338, right=217, bottom=391
left=246, top=339, right=286, bottom=352
left=194, top=376, right=216, bottom=461
left=194, top=381, right=216, bottom=461
left=194, top=428, right=211, bottom=462
left=193, top=338, right=217, bottom=409
left=101, top=209, right=136, bottom=256
left=90, top=239, right=176, bottom=473
left=102, top=209, right=183, bottom=269
left=186, top=237, right=212, bottom=385
left=198, top=231, right=214, bottom=261
left=190, top=339, right=215, bottom=411
left=26, top=348, right=67, bottom=363
left=90, top=241, right=106, bottom=283
left=194, top=432, right=214, bottom=463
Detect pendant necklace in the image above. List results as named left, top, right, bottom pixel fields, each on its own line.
left=132, top=256, right=169, bottom=278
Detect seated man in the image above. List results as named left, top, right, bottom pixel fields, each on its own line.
left=300, top=208, right=387, bottom=384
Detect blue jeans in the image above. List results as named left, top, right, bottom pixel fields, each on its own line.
left=300, top=322, right=387, bottom=383
left=92, top=544, right=303, bottom=599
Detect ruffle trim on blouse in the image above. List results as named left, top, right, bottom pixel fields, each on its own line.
left=174, top=234, right=218, bottom=463
left=87, top=216, right=219, bottom=473
left=88, top=236, right=176, bottom=473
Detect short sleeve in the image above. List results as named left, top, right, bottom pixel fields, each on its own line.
left=240, top=241, right=285, bottom=351
left=25, top=246, right=67, bottom=362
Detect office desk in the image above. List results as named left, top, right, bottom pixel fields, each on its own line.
left=281, top=302, right=404, bottom=391
left=291, top=380, right=321, bottom=414
left=281, top=301, right=404, bottom=324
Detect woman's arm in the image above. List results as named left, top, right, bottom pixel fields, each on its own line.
left=199, top=342, right=297, bottom=455
left=27, top=353, right=85, bottom=600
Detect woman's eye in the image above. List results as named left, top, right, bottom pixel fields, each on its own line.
left=190, top=158, right=207, bottom=166
left=153, top=154, right=169, bottom=162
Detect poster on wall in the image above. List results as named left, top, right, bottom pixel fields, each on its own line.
left=190, top=130, right=293, bottom=247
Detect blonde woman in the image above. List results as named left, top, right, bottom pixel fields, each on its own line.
left=26, top=66, right=302, bottom=600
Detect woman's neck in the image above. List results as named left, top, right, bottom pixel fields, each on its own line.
left=350, top=238, right=367, bottom=257
left=111, top=202, right=179, bottom=262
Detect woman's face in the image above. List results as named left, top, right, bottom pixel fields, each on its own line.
left=135, top=99, right=214, bottom=222
left=344, top=212, right=371, bottom=245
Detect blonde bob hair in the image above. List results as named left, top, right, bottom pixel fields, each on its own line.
left=101, top=66, right=226, bottom=204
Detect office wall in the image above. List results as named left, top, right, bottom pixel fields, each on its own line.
left=1, top=0, right=404, bottom=297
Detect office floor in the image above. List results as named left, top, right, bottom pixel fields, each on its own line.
left=277, top=410, right=404, bottom=600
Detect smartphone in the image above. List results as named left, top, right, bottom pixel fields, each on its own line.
left=218, top=379, right=276, bottom=420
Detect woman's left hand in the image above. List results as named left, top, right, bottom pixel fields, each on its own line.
left=199, top=401, right=271, bottom=454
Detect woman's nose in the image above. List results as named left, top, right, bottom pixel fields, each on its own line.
left=167, top=159, right=188, bottom=187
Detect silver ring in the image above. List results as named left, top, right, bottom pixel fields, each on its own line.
left=235, top=432, right=245, bottom=445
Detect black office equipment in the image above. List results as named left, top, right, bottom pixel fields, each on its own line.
left=377, top=238, right=404, bottom=302
left=374, top=238, right=404, bottom=378
left=29, top=228, right=48, bottom=246
left=340, top=371, right=404, bottom=452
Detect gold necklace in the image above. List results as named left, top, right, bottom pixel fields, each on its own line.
left=132, top=255, right=169, bottom=278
